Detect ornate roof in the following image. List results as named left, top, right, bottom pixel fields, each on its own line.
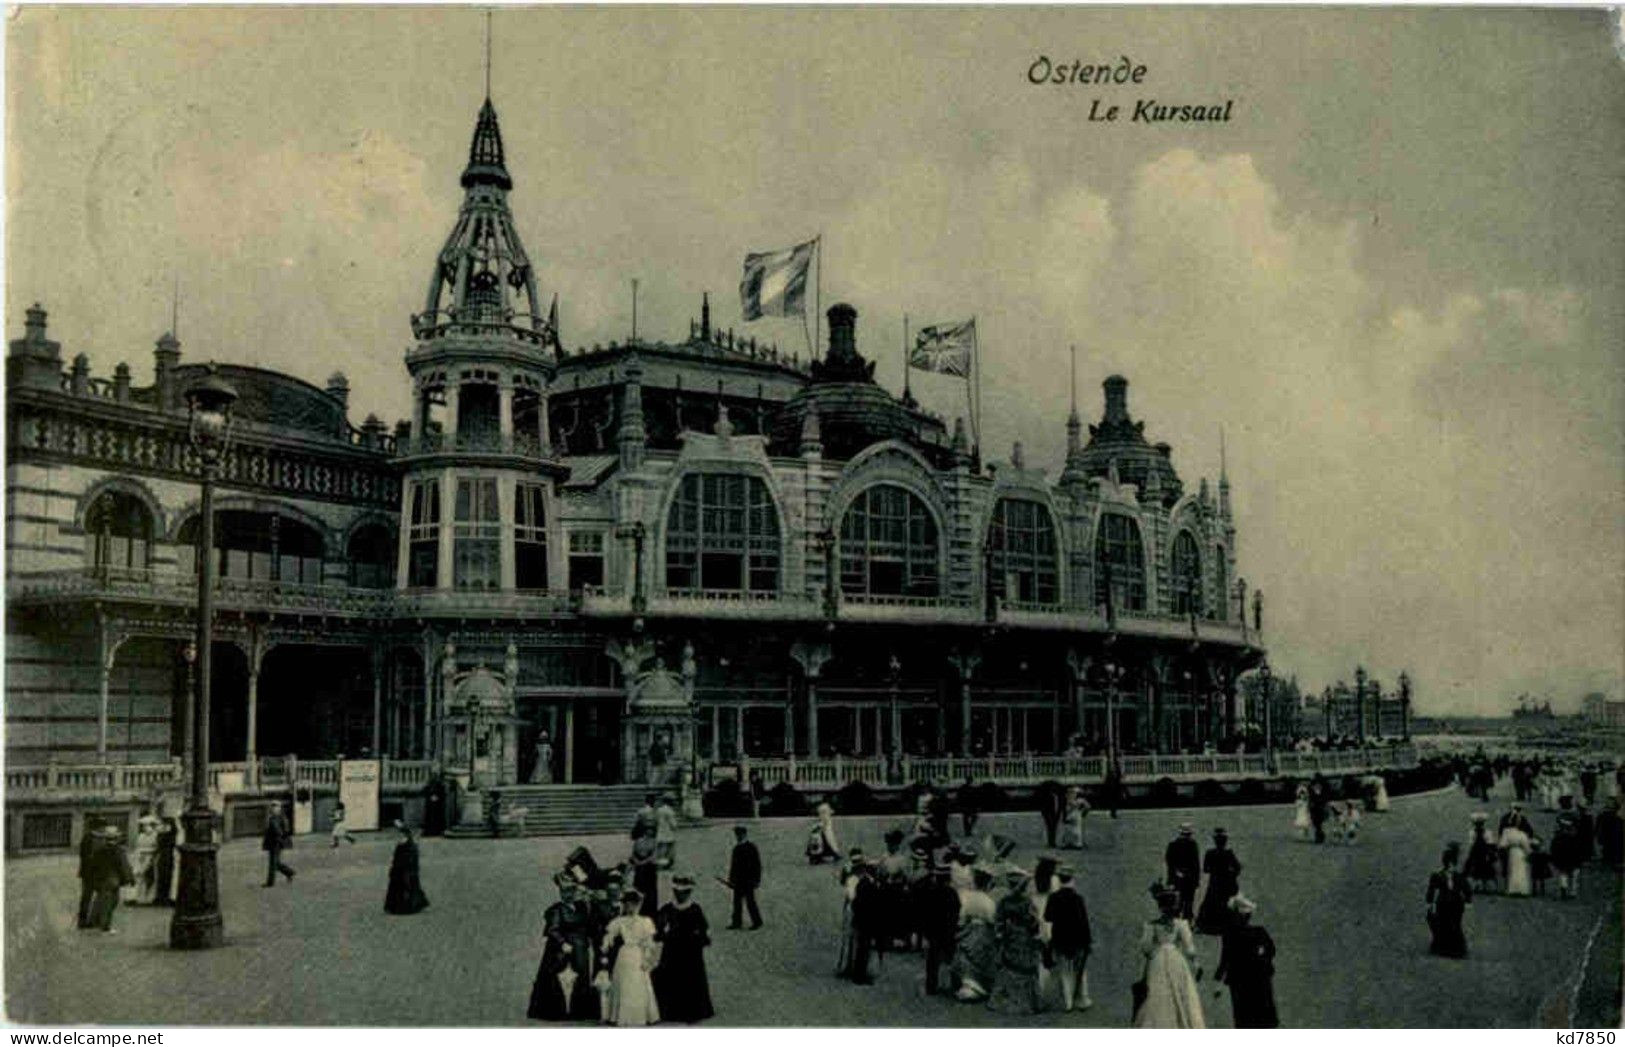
left=1062, top=375, right=1184, bottom=505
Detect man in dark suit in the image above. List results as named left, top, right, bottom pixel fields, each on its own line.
left=918, top=860, right=961, bottom=995
left=1044, top=865, right=1093, bottom=1011
left=87, top=827, right=134, bottom=934
left=726, top=824, right=762, bottom=930
left=1037, top=781, right=1066, bottom=848
left=76, top=824, right=100, bottom=928
left=263, top=802, right=296, bottom=887
left=1164, top=823, right=1201, bottom=920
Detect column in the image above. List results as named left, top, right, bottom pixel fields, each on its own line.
left=564, top=702, right=575, bottom=784
left=437, top=470, right=456, bottom=592
left=1065, top=649, right=1090, bottom=748
left=784, top=698, right=795, bottom=755
left=421, top=632, right=437, bottom=760
left=850, top=708, right=860, bottom=755
left=96, top=616, right=117, bottom=761
left=245, top=634, right=265, bottom=787
left=710, top=706, right=721, bottom=761
left=1148, top=656, right=1169, bottom=752
left=498, top=375, right=514, bottom=441
left=395, top=476, right=413, bottom=588
left=444, top=382, right=461, bottom=439
left=948, top=650, right=981, bottom=757
left=790, top=641, right=833, bottom=758
left=537, top=391, right=552, bottom=455
left=498, top=475, right=516, bottom=591
left=736, top=707, right=746, bottom=759
left=370, top=646, right=384, bottom=758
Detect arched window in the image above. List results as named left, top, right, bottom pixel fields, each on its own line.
left=1212, top=545, right=1228, bottom=621
left=347, top=523, right=395, bottom=589
left=453, top=477, right=501, bottom=590
left=840, top=484, right=940, bottom=598
left=988, top=497, right=1059, bottom=605
left=85, top=490, right=154, bottom=571
left=1171, top=530, right=1202, bottom=616
left=665, top=473, right=780, bottom=594
left=178, top=510, right=325, bottom=583
left=1093, top=513, right=1145, bottom=612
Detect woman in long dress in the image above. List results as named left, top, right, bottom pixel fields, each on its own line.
left=1426, top=844, right=1472, bottom=957
left=1133, top=884, right=1205, bottom=1028
left=987, top=870, right=1043, bottom=1014
left=1501, top=823, right=1533, bottom=896
left=653, top=875, right=713, bottom=1023
left=952, top=869, right=998, bottom=1001
left=816, top=801, right=841, bottom=857
left=132, top=813, right=161, bottom=905
left=1371, top=775, right=1391, bottom=813
left=528, top=875, right=598, bottom=1021
left=834, top=849, right=866, bottom=977
left=384, top=822, right=430, bottom=915
left=1059, top=789, right=1089, bottom=849
left=602, top=890, right=660, bottom=1026
left=1195, top=830, right=1242, bottom=935
left=1292, top=785, right=1312, bottom=841
left=1464, top=815, right=1499, bottom=891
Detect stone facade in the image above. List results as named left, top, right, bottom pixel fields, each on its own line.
left=6, top=97, right=1266, bottom=799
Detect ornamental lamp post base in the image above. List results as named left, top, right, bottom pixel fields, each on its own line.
left=169, top=805, right=223, bottom=949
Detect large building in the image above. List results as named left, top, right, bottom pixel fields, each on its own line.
left=5, top=97, right=1265, bottom=804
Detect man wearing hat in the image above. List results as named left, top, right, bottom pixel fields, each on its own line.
left=726, top=824, right=763, bottom=930
left=1044, top=864, right=1093, bottom=1012
left=1165, top=824, right=1201, bottom=921
left=1214, top=894, right=1278, bottom=1027
left=654, top=874, right=714, bottom=1022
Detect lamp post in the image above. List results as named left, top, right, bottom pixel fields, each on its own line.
left=1354, top=665, right=1368, bottom=745
left=1103, top=661, right=1126, bottom=776
left=887, top=653, right=902, bottom=780
left=170, top=368, right=237, bottom=951
left=1258, top=660, right=1274, bottom=774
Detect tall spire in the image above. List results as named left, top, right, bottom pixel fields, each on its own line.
left=461, top=98, right=511, bottom=190
left=1065, top=344, right=1081, bottom=455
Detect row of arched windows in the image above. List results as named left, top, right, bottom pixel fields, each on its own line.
left=82, top=490, right=394, bottom=588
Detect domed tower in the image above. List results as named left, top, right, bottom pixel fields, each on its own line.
left=397, top=97, right=567, bottom=596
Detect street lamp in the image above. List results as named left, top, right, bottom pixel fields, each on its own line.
left=1103, top=661, right=1126, bottom=776
left=1354, top=665, right=1368, bottom=745
left=1398, top=671, right=1413, bottom=740
left=887, top=654, right=902, bottom=779
left=171, top=367, right=237, bottom=950
left=1258, top=660, right=1274, bottom=773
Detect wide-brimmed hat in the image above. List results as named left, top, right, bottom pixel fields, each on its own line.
left=671, top=874, right=696, bottom=890
left=1212, top=827, right=1228, bottom=838
left=1470, top=812, right=1487, bottom=822
left=1229, top=894, right=1257, bottom=915
left=1056, top=864, right=1077, bottom=882
left=621, top=888, right=643, bottom=904
left=1178, top=823, right=1194, bottom=835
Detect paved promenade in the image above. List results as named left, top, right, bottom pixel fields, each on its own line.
left=5, top=780, right=1618, bottom=1027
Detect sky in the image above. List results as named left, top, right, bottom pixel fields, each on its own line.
left=7, top=6, right=1623, bottom=715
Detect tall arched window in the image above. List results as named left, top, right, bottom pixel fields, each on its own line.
left=1171, top=530, right=1202, bottom=616
left=1212, top=545, right=1228, bottom=621
left=1093, top=513, right=1145, bottom=611
left=515, top=483, right=549, bottom=590
left=347, top=523, right=395, bottom=589
left=178, top=510, right=325, bottom=583
left=840, top=484, right=940, bottom=598
left=665, top=473, right=781, bottom=594
left=85, top=490, right=154, bottom=571
left=988, top=497, right=1059, bottom=605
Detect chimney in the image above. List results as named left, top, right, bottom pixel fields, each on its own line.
left=8, top=303, right=64, bottom=390
left=360, top=413, right=386, bottom=449
left=154, top=331, right=181, bottom=412
left=827, top=303, right=857, bottom=364
left=1102, top=375, right=1129, bottom=426
left=113, top=362, right=132, bottom=402
left=327, top=371, right=350, bottom=408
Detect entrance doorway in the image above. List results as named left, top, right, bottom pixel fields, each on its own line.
left=515, top=694, right=623, bottom=785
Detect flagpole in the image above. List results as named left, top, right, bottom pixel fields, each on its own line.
left=903, top=314, right=911, bottom=401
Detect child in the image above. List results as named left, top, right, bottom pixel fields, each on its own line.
left=1529, top=835, right=1552, bottom=896
left=1343, top=800, right=1361, bottom=844
left=330, top=801, right=357, bottom=847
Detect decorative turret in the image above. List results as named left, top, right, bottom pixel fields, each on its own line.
left=618, top=355, right=647, bottom=471
left=7, top=304, right=63, bottom=391
left=412, top=97, right=552, bottom=349
left=700, top=291, right=712, bottom=342
left=808, top=303, right=875, bottom=383
left=154, top=331, right=181, bottom=411
left=1070, top=375, right=1184, bottom=506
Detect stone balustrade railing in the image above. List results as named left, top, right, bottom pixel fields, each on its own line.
left=6, top=757, right=438, bottom=800
left=724, top=745, right=1417, bottom=791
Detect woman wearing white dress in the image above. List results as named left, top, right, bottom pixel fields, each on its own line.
left=1500, top=825, right=1533, bottom=897
left=1059, top=788, right=1089, bottom=849
left=132, top=813, right=161, bottom=904
left=1371, top=775, right=1391, bottom=813
left=815, top=801, right=841, bottom=857
left=1292, top=785, right=1312, bottom=841
left=1133, top=884, right=1205, bottom=1029
left=602, top=889, right=661, bottom=1026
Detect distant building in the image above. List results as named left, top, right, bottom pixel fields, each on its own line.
left=1583, top=693, right=1625, bottom=730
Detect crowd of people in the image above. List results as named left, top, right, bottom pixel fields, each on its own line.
left=1425, top=751, right=1624, bottom=960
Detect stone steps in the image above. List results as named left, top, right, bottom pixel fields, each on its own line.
left=495, top=785, right=654, bottom=838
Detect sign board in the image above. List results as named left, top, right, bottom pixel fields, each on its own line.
left=338, top=759, right=382, bottom=831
